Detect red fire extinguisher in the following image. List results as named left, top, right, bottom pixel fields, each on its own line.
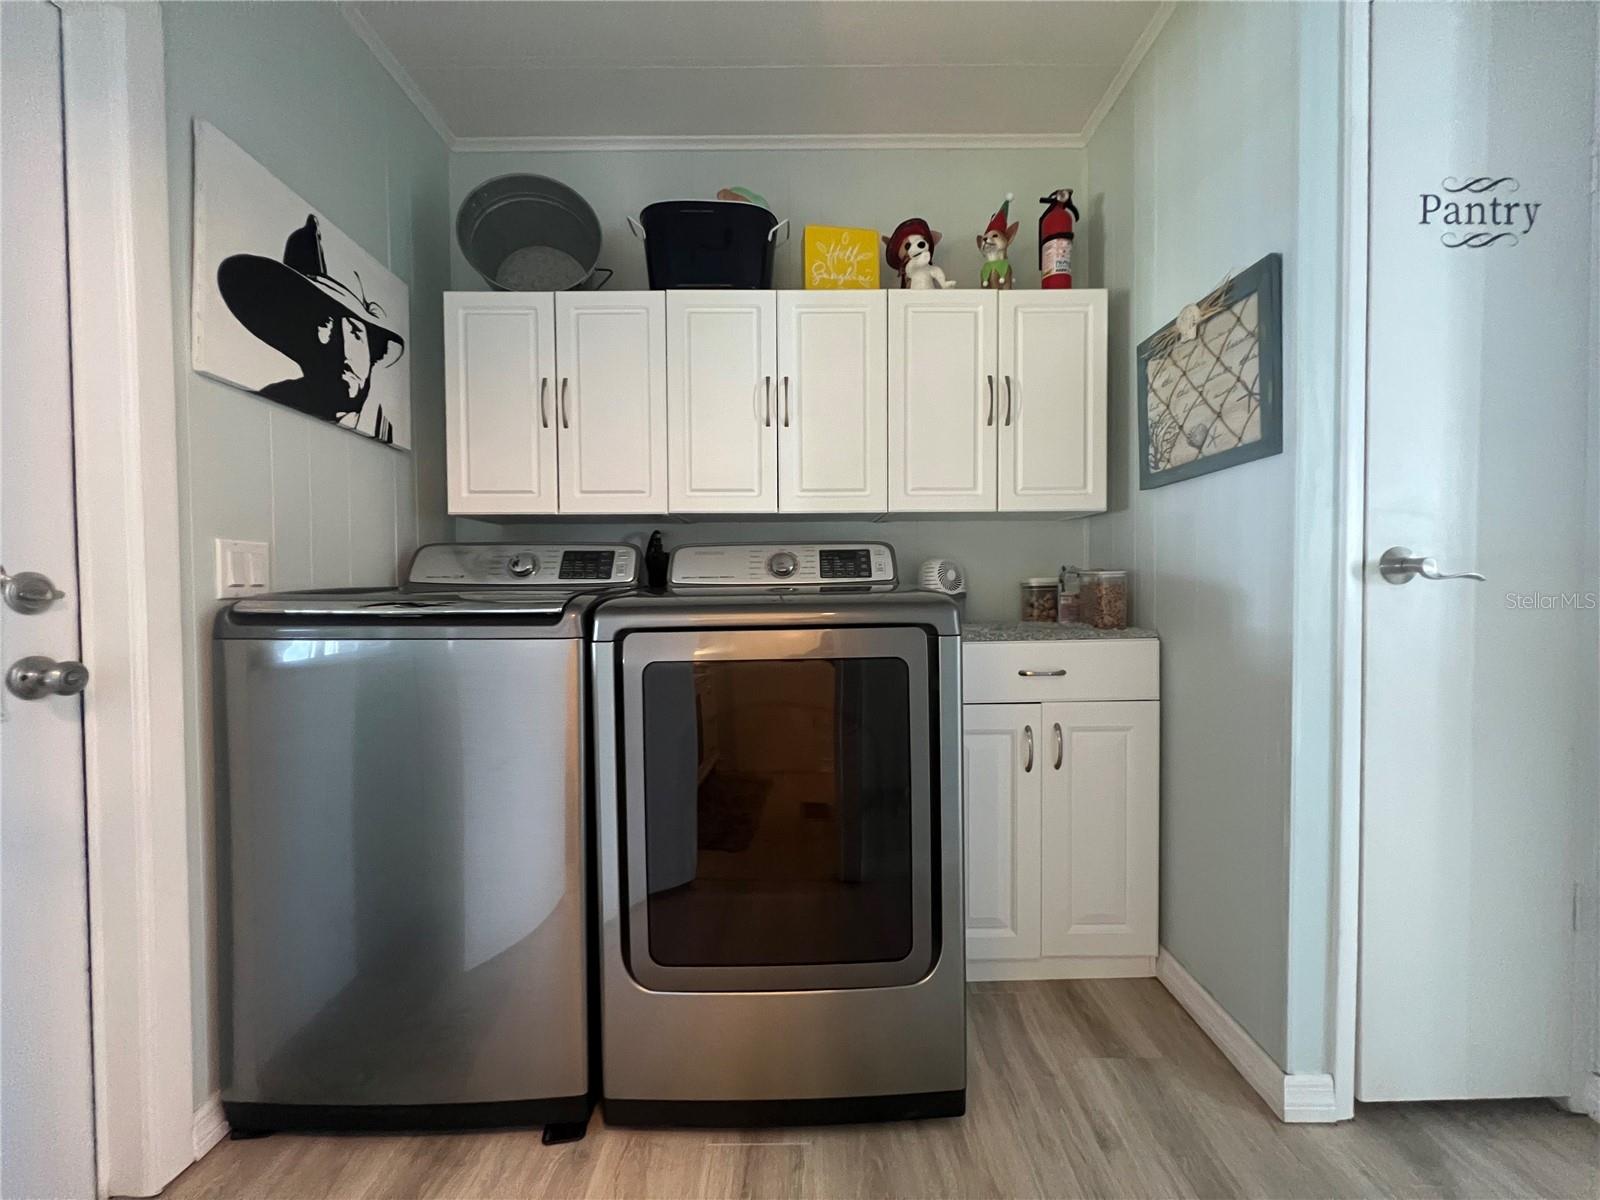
left=1038, top=189, right=1080, bottom=289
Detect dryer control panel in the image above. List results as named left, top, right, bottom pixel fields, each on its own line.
left=408, top=543, right=638, bottom=587
left=669, top=542, right=896, bottom=590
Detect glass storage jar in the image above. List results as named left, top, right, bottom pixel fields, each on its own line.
left=1057, top=566, right=1082, bottom=624
left=1079, top=570, right=1130, bottom=629
left=1019, top=578, right=1058, bottom=622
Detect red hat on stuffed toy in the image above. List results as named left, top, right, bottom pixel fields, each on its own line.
left=985, top=194, right=1014, bottom=237
left=884, top=217, right=937, bottom=271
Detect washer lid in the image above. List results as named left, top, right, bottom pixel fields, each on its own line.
left=230, top=588, right=572, bottom=619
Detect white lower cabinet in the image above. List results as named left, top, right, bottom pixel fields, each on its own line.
left=962, top=641, right=1160, bottom=979
left=963, top=704, right=1042, bottom=961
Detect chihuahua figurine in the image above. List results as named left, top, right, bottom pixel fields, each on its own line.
left=978, top=194, right=1019, bottom=290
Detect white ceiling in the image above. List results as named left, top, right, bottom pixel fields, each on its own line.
left=345, top=1, right=1171, bottom=146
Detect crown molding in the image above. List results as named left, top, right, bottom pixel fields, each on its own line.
left=340, top=3, right=455, bottom=147
left=453, top=132, right=1086, bottom=154
left=1080, top=0, right=1175, bottom=144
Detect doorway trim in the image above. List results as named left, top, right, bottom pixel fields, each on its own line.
left=1328, top=0, right=1371, bottom=1123
left=59, top=4, right=195, bottom=1195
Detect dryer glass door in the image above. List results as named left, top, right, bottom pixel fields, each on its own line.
left=618, top=626, right=938, bottom=992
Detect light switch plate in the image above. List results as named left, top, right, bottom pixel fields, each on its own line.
left=215, top=539, right=270, bottom=600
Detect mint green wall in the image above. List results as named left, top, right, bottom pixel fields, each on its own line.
left=162, top=0, right=450, bottom=1102
left=1079, top=0, right=1343, bottom=1072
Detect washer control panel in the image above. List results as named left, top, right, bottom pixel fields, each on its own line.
left=408, top=543, right=638, bottom=587
left=670, top=543, right=896, bottom=590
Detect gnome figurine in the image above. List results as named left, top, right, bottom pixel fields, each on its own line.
left=884, top=217, right=956, bottom=289
left=977, top=194, right=1020, bottom=290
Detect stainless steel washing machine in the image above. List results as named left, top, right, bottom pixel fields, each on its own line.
left=213, top=542, right=636, bottom=1137
left=591, top=542, right=965, bottom=1125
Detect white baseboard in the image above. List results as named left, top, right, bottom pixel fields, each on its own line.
left=1566, top=1073, right=1600, bottom=1120
left=1156, top=949, right=1340, bottom=1123
left=192, top=1093, right=228, bottom=1160
left=969, top=954, right=1156, bottom=982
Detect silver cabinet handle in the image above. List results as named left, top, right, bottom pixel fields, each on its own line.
left=985, top=374, right=995, bottom=427
left=1022, top=724, right=1034, bottom=773
left=1004, top=375, right=1015, bottom=426
left=560, top=378, right=571, bottom=429
left=764, top=375, right=773, bottom=427
left=1, top=567, right=65, bottom=615
left=7, top=655, right=89, bottom=700
left=539, top=378, right=550, bottom=429
left=1017, top=668, right=1067, bottom=678
left=1052, top=722, right=1063, bottom=771
left=1378, top=546, right=1485, bottom=584
left=783, top=376, right=791, bottom=428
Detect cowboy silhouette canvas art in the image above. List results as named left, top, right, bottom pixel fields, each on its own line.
left=192, top=122, right=410, bottom=448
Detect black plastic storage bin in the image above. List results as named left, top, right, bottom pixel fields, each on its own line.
left=631, top=200, right=784, bottom=289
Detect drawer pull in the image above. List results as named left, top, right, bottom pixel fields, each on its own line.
left=1017, top=668, right=1067, bottom=678
left=1022, top=724, right=1034, bottom=772
left=1052, top=722, right=1063, bottom=770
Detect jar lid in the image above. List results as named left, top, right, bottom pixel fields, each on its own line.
left=1022, top=577, right=1057, bottom=586
left=1085, top=569, right=1127, bottom=578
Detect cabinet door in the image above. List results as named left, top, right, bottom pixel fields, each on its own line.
left=1040, top=701, right=1159, bottom=957
left=444, top=292, right=556, bottom=514
left=555, top=292, right=667, bottom=514
left=998, top=290, right=1107, bottom=512
left=888, top=291, right=998, bottom=511
left=666, top=293, right=777, bottom=513
left=964, top=703, right=1042, bottom=961
left=777, top=291, right=886, bottom=513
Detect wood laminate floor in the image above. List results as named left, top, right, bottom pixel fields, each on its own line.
left=163, top=980, right=1598, bottom=1200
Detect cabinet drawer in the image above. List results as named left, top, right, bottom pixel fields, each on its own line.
left=962, top=640, right=1158, bottom=703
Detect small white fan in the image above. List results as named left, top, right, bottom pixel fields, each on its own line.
left=918, top=558, right=966, bottom=597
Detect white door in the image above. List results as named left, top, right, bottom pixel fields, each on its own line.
left=964, top=704, right=1042, bottom=961
left=1039, top=702, right=1159, bottom=959
left=1359, top=2, right=1597, bottom=1101
left=998, top=290, right=1107, bottom=512
left=444, top=291, right=557, bottom=515
left=666, top=292, right=777, bottom=513
left=555, top=291, right=667, bottom=514
left=1, top=4, right=98, bottom=1195
left=888, top=291, right=998, bottom=511
left=776, top=291, right=887, bottom=513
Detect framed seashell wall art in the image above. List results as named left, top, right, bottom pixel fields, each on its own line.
left=1135, top=253, right=1282, bottom=489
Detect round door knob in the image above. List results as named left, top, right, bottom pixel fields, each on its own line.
left=7, top=655, right=90, bottom=700
left=767, top=551, right=799, bottom=579
left=507, top=554, right=538, bottom=578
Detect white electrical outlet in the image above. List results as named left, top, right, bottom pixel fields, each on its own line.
left=215, top=539, right=270, bottom=600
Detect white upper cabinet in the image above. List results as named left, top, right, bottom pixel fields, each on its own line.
left=446, top=287, right=1106, bottom=516
left=777, top=291, right=887, bottom=513
left=666, top=293, right=778, bottom=513
left=554, top=292, right=667, bottom=514
left=888, top=291, right=998, bottom=512
left=444, top=292, right=557, bottom=515
left=999, top=291, right=1107, bottom=512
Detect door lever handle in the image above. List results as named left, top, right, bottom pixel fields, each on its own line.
left=1378, top=546, right=1485, bottom=585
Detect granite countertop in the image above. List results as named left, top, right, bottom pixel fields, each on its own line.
left=961, top=621, right=1159, bottom=643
